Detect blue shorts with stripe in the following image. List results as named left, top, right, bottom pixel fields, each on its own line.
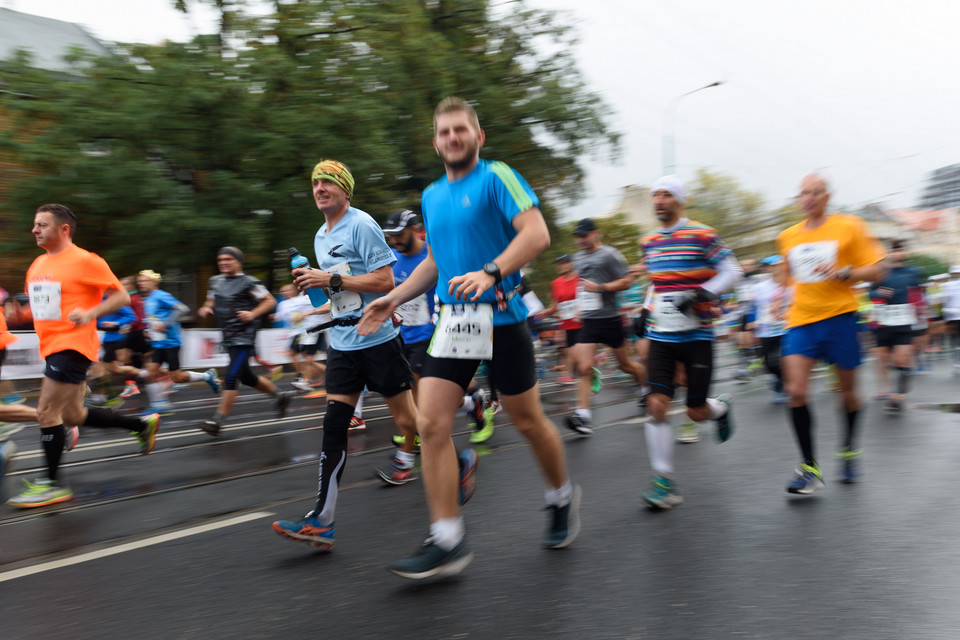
left=781, top=312, right=861, bottom=370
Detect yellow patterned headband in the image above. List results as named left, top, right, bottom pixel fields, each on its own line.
left=311, top=159, right=355, bottom=199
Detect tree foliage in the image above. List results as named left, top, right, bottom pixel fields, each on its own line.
left=0, top=0, right=618, bottom=293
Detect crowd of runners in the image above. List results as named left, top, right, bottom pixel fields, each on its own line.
left=2, top=97, right=960, bottom=580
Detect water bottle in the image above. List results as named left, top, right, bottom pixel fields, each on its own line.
left=289, top=247, right=328, bottom=308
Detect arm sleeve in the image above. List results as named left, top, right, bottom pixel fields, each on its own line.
left=700, top=255, right=744, bottom=297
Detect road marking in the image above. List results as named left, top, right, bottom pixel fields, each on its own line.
left=0, top=511, right=273, bottom=583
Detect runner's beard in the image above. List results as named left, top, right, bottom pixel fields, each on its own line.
left=439, top=139, right=479, bottom=170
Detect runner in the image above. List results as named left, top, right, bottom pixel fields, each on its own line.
left=869, top=240, right=923, bottom=412
left=777, top=174, right=885, bottom=493
left=942, top=265, right=960, bottom=374
left=536, top=255, right=583, bottom=385
left=639, top=175, right=742, bottom=509
left=196, top=247, right=295, bottom=436
left=273, top=283, right=328, bottom=393
left=360, top=97, right=580, bottom=579
left=271, top=158, right=421, bottom=550
left=566, top=218, right=646, bottom=435
left=138, top=269, right=220, bottom=413
left=8, top=204, right=159, bottom=508
left=750, top=255, right=791, bottom=404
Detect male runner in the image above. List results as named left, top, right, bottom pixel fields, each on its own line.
left=197, top=247, right=294, bottom=435
left=566, top=217, right=646, bottom=435
left=360, top=97, right=580, bottom=579
left=272, top=159, right=420, bottom=549
left=273, top=283, right=327, bottom=392
left=639, top=175, right=742, bottom=509
left=750, top=255, right=790, bottom=404
left=778, top=174, right=885, bottom=492
left=536, top=254, right=583, bottom=385
left=8, top=204, right=159, bottom=508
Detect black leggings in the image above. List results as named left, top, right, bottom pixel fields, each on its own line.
left=224, top=345, right=259, bottom=390
left=760, top=336, right=783, bottom=382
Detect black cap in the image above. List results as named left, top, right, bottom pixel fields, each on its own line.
left=383, top=209, right=418, bottom=235
left=555, top=254, right=572, bottom=263
left=573, top=218, right=598, bottom=236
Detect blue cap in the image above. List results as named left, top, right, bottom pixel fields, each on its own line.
left=760, top=255, right=783, bottom=266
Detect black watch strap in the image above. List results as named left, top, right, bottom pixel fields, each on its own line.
left=483, top=262, right=502, bottom=284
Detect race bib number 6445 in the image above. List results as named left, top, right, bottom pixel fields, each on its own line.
left=427, top=304, right=494, bottom=360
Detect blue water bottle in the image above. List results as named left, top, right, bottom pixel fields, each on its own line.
left=289, top=247, right=328, bottom=308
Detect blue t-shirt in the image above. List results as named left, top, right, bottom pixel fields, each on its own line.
left=421, top=159, right=536, bottom=326
left=392, top=245, right=436, bottom=344
left=144, top=288, right=184, bottom=348
left=98, top=305, right=137, bottom=343
left=313, top=206, right=399, bottom=351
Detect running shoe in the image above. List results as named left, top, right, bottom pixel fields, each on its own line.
left=1, top=393, right=26, bottom=405
left=642, top=475, right=683, bottom=510
left=143, top=403, right=173, bottom=417
left=305, top=388, right=328, bottom=399
left=267, top=365, right=284, bottom=382
left=7, top=477, right=73, bottom=508
left=273, top=390, right=295, bottom=418
left=837, top=449, right=861, bottom=484
left=565, top=413, right=594, bottom=436
left=85, top=394, right=124, bottom=408
left=1, top=440, right=17, bottom=480
left=786, top=463, right=824, bottom=494
left=199, top=416, right=222, bottom=437
left=0, top=422, right=26, bottom=441
left=469, top=402, right=495, bottom=445
left=714, top=394, right=735, bottom=443
left=884, top=397, right=903, bottom=413
left=377, top=458, right=418, bottom=486
left=389, top=536, right=473, bottom=580
left=637, top=393, right=648, bottom=417
left=64, top=425, right=80, bottom=452
left=392, top=433, right=420, bottom=452
left=556, top=375, right=576, bottom=385
left=676, top=422, right=700, bottom=444
left=590, top=367, right=603, bottom=394
left=291, top=378, right=313, bottom=392
left=135, top=413, right=160, bottom=455
left=272, top=510, right=335, bottom=549
left=458, top=448, right=478, bottom=506
left=204, top=369, right=221, bottom=394
left=119, top=381, right=140, bottom=398
left=543, top=484, right=581, bottom=549
left=772, top=391, right=789, bottom=404
left=348, top=416, right=365, bottom=431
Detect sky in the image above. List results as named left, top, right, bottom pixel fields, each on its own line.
left=7, top=0, right=960, bottom=221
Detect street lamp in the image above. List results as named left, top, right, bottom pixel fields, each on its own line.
left=662, top=81, right=722, bottom=176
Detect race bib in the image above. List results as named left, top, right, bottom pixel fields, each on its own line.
left=427, top=304, right=494, bottom=360
left=651, top=292, right=700, bottom=333
left=29, top=281, right=62, bottom=321
left=397, top=294, right=430, bottom=327
left=327, top=262, right=363, bottom=318
left=146, top=319, right=167, bottom=343
left=788, top=241, right=838, bottom=283
left=557, top=300, right=578, bottom=321
left=877, top=303, right=916, bottom=327
left=576, top=283, right=602, bottom=312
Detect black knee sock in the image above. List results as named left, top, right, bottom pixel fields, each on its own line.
left=844, top=409, right=859, bottom=451
left=41, top=425, right=66, bottom=481
left=790, top=404, right=815, bottom=466
left=84, top=407, right=145, bottom=432
left=896, top=367, right=910, bottom=395
left=314, top=400, right=353, bottom=523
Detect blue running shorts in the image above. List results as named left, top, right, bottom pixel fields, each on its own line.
left=782, top=312, right=861, bottom=370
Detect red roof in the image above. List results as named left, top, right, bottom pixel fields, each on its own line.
left=889, top=209, right=949, bottom=231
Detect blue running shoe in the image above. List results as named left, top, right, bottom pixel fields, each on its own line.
left=272, top=510, right=335, bottom=549
left=714, top=394, right=735, bottom=443
left=2, top=393, right=27, bottom=405
left=458, top=449, right=478, bottom=506
left=837, top=449, right=861, bottom=484
left=544, top=484, right=581, bottom=549
left=389, top=536, right=473, bottom=580
left=641, top=475, right=684, bottom=510
left=204, top=368, right=221, bottom=394
left=786, top=463, right=824, bottom=494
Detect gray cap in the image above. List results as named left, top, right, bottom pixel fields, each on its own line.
left=383, top=209, right=418, bottom=235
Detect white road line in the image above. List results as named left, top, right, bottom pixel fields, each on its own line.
left=0, top=511, right=274, bottom=583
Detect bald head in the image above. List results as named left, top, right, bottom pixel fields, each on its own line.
left=799, top=173, right=830, bottom=218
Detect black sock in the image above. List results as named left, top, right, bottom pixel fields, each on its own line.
left=41, top=425, right=66, bottom=481
left=790, top=404, right=815, bottom=466
left=84, top=407, right=146, bottom=432
left=844, top=409, right=859, bottom=451
left=896, top=367, right=910, bottom=395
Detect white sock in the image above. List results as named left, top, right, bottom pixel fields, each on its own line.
left=461, top=395, right=475, bottom=413
left=706, top=398, right=727, bottom=420
left=575, top=408, right=592, bottom=421
left=395, top=450, right=416, bottom=467
left=545, top=481, right=573, bottom=507
left=429, top=517, right=465, bottom=551
left=137, top=369, right=150, bottom=380
left=353, top=393, right=364, bottom=418
left=145, top=382, right=163, bottom=404
left=186, top=371, right=206, bottom=382
left=645, top=420, right=674, bottom=475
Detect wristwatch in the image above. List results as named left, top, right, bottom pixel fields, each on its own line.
left=328, top=273, right=343, bottom=293
left=836, top=266, right=853, bottom=281
left=483, top=262, right=502, bottom=284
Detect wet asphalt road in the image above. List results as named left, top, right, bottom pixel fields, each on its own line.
left=2, top=352, right=959, bottom=639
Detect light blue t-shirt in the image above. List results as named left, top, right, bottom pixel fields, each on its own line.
left=143, top=289, right=184, bottom=348
left=313, top=206, right=399, bottom=351
left=392, top=245, right=436, bottom=344
left=421, top=159, right=537, bottom=326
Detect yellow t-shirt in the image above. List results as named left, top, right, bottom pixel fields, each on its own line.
left=777, top=214, right=884, bottom=328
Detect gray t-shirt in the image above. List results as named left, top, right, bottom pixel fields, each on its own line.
left=573, top=245, right=629, bottom=319
left=207, top=273, right=271, bottom=346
